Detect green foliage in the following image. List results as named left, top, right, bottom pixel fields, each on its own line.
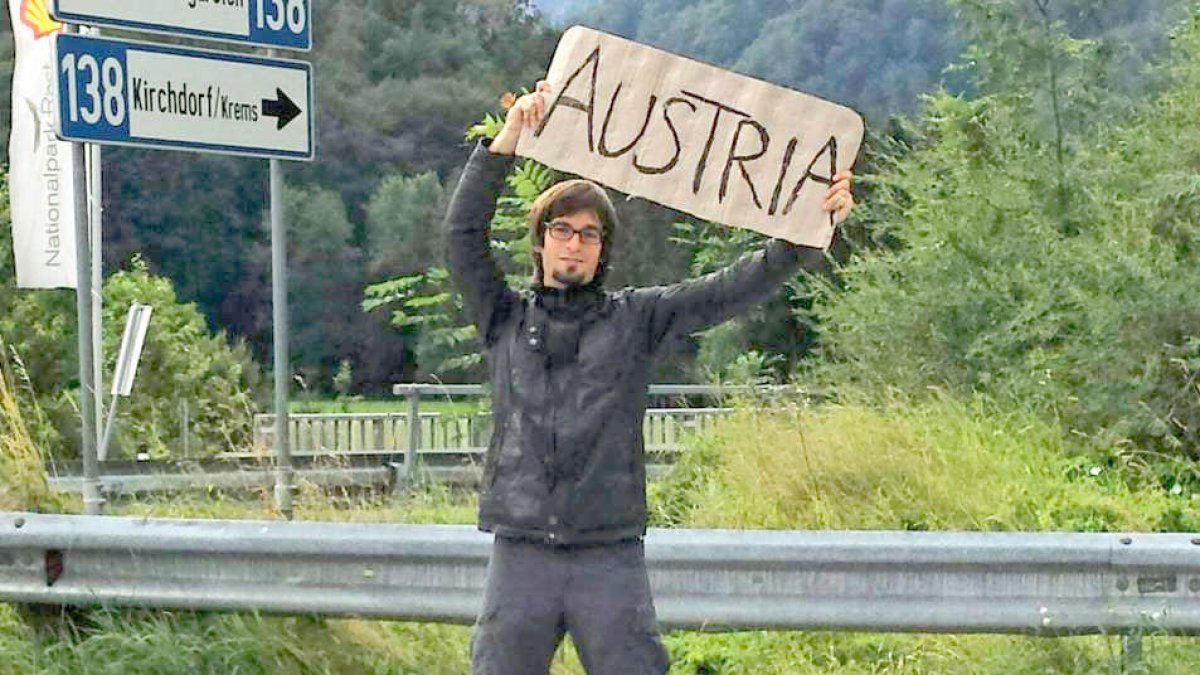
left=14, top=395, right=1200, bottom=674
left=364, top=154, right=553, bottom=379
left=0, top=166, right=260, bottom=460
left=332, top=359, right=354, bottom=398
left=305, top=0, right=557, bottom=206
left=579, top=0, right=1184, bottom=124
left=0, top=605, right=479, bottom=675
left=661, top=630, right=1200, bottom=674
left=365, top=171, right=447, bottom=281
left=101, top=261, right=259, bottom=459
left=0, top=341, right=55, bottom=512
left=284, top=185, right=365, bottom=391
left=0, top=1, right=559, bottom=398
left=658, top=395, right=1197, bottom=533
left=6, top=600, right=1200, bottom=675
left=812, top=6, right=1200, bottom=459
left=0, top=175, right=77, bottom=454
left=467, top=112, right=507, bottom=141
left=671, top=219, right=814, bottom=382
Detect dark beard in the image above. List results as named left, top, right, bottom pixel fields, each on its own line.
left=552, top=268, right=587, bottom=287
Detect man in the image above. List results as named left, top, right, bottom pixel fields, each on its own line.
left=447, top=81, right=854, bottom=675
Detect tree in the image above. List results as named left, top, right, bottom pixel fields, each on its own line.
left=363, top=123, right=553, bottom=380
left=284, top=186, right=364, bottom=391
left=365, top=171, right=447, bottom=281
left=813, top=5, right=1200, bottom=459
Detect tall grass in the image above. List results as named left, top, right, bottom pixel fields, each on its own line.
left=0, top=344, right=54, bottom=512
left=648, top=393, right=1200, bottom=673
left=7, top=394, right=1200, bottom=673
left=655, top=394, right=1198, bottom=533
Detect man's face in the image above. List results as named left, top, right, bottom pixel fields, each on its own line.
left=540, top=209, right=603, bottom=288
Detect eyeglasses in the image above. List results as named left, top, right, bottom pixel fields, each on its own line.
left=545, top=221, right=603, bottom=246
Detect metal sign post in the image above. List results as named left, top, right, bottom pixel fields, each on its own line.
left=85, top=26, right=104, bottom=455
left=61, top=24, right=101, bottom=516
left=52, top=4, right=313, bottom=520
left=270, top=158, right=292, bottom=519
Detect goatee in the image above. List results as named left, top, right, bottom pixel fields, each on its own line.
left=552, top=269, right=587, bottom=287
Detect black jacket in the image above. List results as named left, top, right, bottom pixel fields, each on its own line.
left=446, top=141, right=825, bottom=545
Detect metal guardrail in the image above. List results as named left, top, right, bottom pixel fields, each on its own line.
left=48, top=465, right=684, bottom=496
left=47, top=464, right=674, bottom=495
left=2, top=512, right=1198, bottom=635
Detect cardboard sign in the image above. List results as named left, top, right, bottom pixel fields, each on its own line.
left=517, top=26, right=864, bottom=249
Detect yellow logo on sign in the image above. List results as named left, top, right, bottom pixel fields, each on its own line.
left=21, top=0, right=63, bottom=39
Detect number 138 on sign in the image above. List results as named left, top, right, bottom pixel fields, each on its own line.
left=256, top=0, right=306, bottom=32
left=54, top=34, right=315, bottom=160
left=58, top=39, right=129, bottom=139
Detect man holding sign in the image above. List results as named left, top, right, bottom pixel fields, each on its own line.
left=447, top=28, right=857, bottom=675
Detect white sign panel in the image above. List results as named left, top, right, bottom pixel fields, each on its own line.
left=518, top=26, right=864, bottom=249
left=54, top=34, right=314, bottom=160
left=51, top=0, right=311, bottom=50
left=8, top=0, right=78, bottom=288
left=112, top=303, right=152, bottom=397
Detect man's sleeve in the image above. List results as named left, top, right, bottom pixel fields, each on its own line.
left=445, top=140, right=518, bottom=345
left=638, top=239, right=828, bottom=352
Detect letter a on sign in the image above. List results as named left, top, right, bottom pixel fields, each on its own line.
left=519, top=26, right=864, bottom=249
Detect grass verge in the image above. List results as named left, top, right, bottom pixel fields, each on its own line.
left=0, top=344, right=56, bottom=512
left=7, top=393, right=1200, bottom=673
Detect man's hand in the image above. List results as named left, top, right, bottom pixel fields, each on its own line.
left=822, top=170, right=855, bottom=225
left=489, top=81, right=552, bottom=155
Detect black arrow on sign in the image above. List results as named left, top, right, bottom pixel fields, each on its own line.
left=261, top=88, right=301, bottom=130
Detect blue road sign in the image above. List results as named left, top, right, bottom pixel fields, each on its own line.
left=54, top=34, right=314, bottom=161
left=51, top=0, right=312, bottom=52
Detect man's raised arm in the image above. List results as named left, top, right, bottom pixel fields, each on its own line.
left=444, top=82, right=551, bottom=343
left=638, top=171, right=854, bottom=350
left=444, top=140, right=516, bottom=345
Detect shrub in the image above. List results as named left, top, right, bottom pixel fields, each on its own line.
left=659, top=394, right=1198, bottom=532
left=99, top=261, right=260, bottom=459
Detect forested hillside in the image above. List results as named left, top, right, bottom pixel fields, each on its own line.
left=573, top=0, right=1184, bottom=122
left=3, top=0, right=1200, bottom=462
left=2, top=1, right=1184, bottom=391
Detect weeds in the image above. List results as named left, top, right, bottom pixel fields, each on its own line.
left=0, top=342, right=55, bottom=512
left=7, top=393, right=1200, bottom=673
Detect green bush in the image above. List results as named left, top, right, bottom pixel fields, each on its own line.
left=99, top=261, right=260, bottom=459
left=812, top=8, right=1200, bottom=459
left=657, top=394, right=1198, bottom=533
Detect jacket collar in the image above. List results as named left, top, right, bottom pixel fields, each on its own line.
left=533, top=278, right=606, bottom=319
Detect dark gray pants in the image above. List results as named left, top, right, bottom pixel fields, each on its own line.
left=470, top=536, right=669, bottom=675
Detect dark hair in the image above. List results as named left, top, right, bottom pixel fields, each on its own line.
left=528, top=179, right=619, bottom=283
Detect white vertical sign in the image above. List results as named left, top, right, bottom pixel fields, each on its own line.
left=8, top=0, right=79, bottom=288
left=111, top=303, right=151, bottom=397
